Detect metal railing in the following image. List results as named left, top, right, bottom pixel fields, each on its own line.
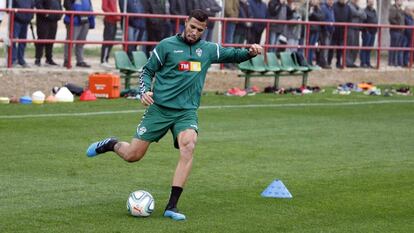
left=1, top=8, right=413, bottom=69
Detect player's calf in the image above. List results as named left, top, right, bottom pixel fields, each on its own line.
left=114, top=139, right=151, bottom=162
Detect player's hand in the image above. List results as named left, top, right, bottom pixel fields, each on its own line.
left=248, top=44, right=263, bottom=57
left=140, top=91, right=154, bottom=106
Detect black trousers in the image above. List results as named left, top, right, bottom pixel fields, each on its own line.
left=317, top=30, right=333, bottom=67
left=101, top=21, right=117, bottom=63
left=248, top=28, right=264, bottom=44
left=35, top=18, right=58, bottom=61
left=145, top=23, right=166, bottom=57
left=328, top=33, right=345, bottom=67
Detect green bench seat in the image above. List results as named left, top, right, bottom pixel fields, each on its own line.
left=237, top=52, right=317, bottom=89
left=115, top=51, right=149, bottom=90
left=114, top=51, right=139, bottom=90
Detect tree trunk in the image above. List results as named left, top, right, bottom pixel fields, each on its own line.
left=378, top=0, right=391, bottom=52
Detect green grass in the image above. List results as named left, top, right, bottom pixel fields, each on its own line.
left=0, top=92, right=413, bottom=233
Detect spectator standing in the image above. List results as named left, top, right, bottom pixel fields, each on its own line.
left=388, top=0, right=405, bottom=67
left=224, top=0, right=240, bottom=44
left=223, top=0, right=241, bottom=70
left=164, top=0, right=173, bottom=37
left=247, top=0, right=267, bottom=44
left=101, top=0, right=121, bottom=68
left=401, top=6, right=413, bottom=67
left=34, top=0, right=62, bottom=67
left=303, top=0, right=324, bottom=65
left=360, top=0, right=378, bottom=68
left=169, top=0, right=189, bottom=33
left=0, top=0, right=6, bottom=26
left=346, top=0, right=366, bottom=68
left=186, top=0, right=200, bottom=13
left=234, top=0, right=252, bottom=44
left=317, top=0, right=334, bottom=69
left=63, top=0, right=95, bottom=68
left=142, top=0, right=167, bottom=56
left=119, top=0, right=146, bottom=59
left=328, top=0, right=350, bottom=68
left=200, top=0, right=222, bottom=41
left=284, top=0, right=301, bottom=52
left=8, top=0, right=35, bottom=68
left=267, top=0, right=289, bottom=52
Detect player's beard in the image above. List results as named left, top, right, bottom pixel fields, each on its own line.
left=182, top=32, right=199, bottom=45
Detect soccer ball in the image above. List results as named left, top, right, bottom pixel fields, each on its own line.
left=126, top=190, right=155, bottom=217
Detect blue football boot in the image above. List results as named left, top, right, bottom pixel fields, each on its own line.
left=163, top=208, right=186, bottom=221
left=86, top=137, right=118, bottom=157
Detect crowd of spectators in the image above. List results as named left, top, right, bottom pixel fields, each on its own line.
left=246, top=0, right=412, bottom=69
left=1, top=0, right=413, bottom=69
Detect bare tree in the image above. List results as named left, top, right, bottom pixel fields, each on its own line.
left=378, top=0, right=391, bottom=24
left=378, top=0, right=391, bottom=49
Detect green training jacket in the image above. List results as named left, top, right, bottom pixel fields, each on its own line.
left=139, top=34, right=253, bottom=110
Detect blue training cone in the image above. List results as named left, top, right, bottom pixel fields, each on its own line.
left=261, top=179, right=292, bottom=198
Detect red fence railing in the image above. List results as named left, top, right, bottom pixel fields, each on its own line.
left=1, top=8, right=413, bottom=69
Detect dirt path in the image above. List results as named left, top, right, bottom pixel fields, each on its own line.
left=1, top=65, right=413, bottom=97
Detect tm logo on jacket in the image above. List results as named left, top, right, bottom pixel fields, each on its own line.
left=178, top=61, right=201, bottom=72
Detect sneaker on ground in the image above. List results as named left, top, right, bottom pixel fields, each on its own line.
left=20, top=63, right=30, bottom=68
left=100, top=62, right=112, bottom=69
left=34, top=60, right=41, bottom=66
left=245, top=87, right=256, bottom=96
left=76, top=62, right=91, bottom=68
left=251, top=85, right=261, bottom=93
left=226, top=87, right=246, bottom=97
left=164, top=208, right=186, bottom=221
left=45, top=60, right=58, bottom=66
left=86, top=137, right=118, bottom=157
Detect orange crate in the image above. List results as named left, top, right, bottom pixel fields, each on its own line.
left=89, top=73, right=120, bottom=98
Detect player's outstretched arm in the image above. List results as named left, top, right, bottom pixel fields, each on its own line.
left=213, top=43, right=263, bottom=64
left=141, top=92, right=154, bottom=106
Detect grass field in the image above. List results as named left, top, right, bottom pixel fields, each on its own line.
left=1, top=92, right=413, bottom=233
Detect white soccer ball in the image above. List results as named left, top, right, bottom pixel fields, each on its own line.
left=126, top=190, right=155, bottom=217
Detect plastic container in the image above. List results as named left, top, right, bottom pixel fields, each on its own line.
left=0, top=97, right=10, bottom=104
left=32, top=91, right=46, bottom=104
left=19, top=96, right=32, bottom=104
left=89, top=73, right=120, bottom=98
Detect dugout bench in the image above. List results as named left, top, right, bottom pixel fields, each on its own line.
left=114, top=51, right=148, bottom=90
left=238, top=52, right=320, bottom=89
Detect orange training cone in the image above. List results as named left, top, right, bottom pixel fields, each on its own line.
left=80, top=89, right=97, bottom=101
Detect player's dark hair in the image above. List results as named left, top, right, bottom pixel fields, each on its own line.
left=188, top=9, right=209, bottom=22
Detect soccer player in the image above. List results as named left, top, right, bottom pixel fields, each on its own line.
left=86, top=9, right=262, bottom=221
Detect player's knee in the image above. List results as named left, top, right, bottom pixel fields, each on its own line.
left=181, top=137, right=197, bottom=151
left=179, top=139, right=196, bottom=161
